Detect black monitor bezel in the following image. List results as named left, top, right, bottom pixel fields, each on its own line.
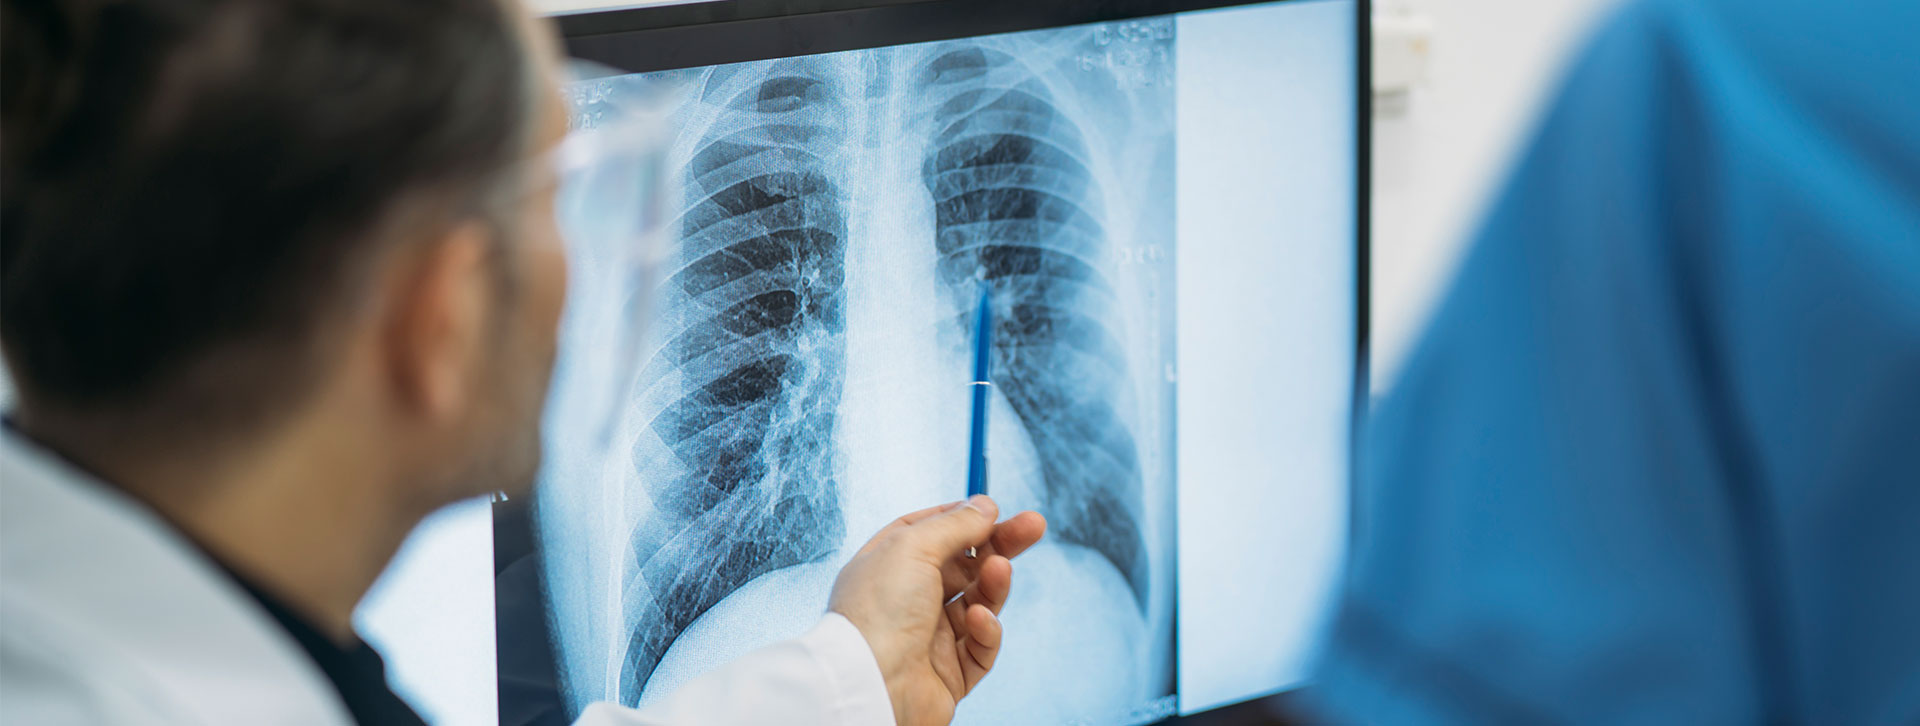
left=550, top=1, right=1371, bottom=721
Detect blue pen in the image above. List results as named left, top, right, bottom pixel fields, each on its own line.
left=966, top=283, right=992, bottom=503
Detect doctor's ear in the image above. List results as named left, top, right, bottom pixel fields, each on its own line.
left=382, top=221, right=497, bottom=421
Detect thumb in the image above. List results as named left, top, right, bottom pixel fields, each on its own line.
left=903, top=495, right=999, bottom=561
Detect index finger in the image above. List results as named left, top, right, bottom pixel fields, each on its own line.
left=897, top=495, right=1001, bottom=564
left=854, top=500, right=975, bottom=557
left=935, top=511, right=1047, bottom=598
left=988, top=511, right=1047, bottom=560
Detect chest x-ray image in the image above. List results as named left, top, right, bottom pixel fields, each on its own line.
left=498, top=19, right=1178, bottom=726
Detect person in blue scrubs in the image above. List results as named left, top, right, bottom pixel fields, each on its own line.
left=1311, top=0, right=1919, bottom=721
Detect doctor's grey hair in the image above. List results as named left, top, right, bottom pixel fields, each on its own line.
left=0, top=0, right=539, bottom=446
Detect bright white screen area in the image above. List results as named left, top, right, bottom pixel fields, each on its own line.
left=1174, top=0, right=1355, bottom=715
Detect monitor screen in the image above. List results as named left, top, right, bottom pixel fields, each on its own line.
left=357, top=1, right=1359, bottom=724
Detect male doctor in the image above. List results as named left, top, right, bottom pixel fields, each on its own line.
left=0, top=0, right=1045, bottom=725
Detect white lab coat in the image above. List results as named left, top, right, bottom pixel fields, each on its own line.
left=0, top=430, right=895, bottom=726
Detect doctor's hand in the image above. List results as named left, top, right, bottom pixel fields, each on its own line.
left=828, top=495, right=1047, bottom=726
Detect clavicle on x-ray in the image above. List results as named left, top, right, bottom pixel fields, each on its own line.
left=530, top=20, right=1178, bottom=725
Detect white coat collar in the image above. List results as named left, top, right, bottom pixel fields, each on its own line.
left=0, top=428, right=357, bottom=726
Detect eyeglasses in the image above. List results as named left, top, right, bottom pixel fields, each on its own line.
left=540, top=64, right=677, bottom=441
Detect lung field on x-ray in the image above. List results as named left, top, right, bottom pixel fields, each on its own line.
left=615, top=60, right=851, bottom=704
left=917, top=45, right=1151, bottom=609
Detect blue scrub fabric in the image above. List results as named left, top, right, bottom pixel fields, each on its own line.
left=1311, top=0, right=1920, bottom=722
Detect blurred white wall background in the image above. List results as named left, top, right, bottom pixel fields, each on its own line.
left=1368, top=0, right=1616, bottom=391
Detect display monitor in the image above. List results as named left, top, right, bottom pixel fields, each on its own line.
left=356, top=1, right=1365, bottom=724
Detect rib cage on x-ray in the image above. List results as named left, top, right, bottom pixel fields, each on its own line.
left=617, top=58, right=851, bottom=704
left=549, top=22, right=1177, bottom=715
